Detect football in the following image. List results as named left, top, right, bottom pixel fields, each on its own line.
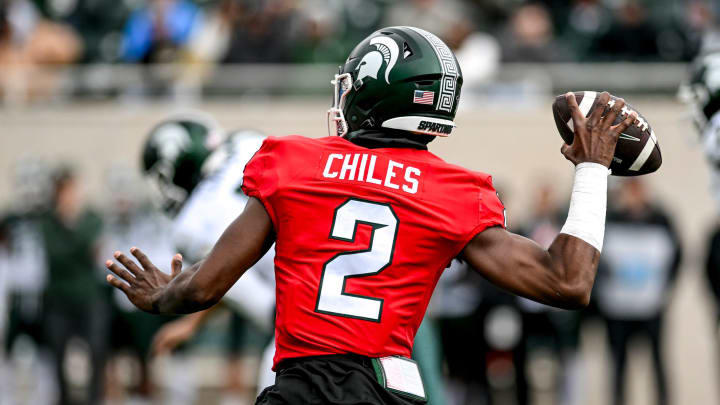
left=552, top=91, right=662, bottom=176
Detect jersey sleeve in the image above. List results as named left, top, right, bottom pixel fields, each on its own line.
left=470, top=173, right=506, bottom=238
left=241, top=137, right=280, bottom=225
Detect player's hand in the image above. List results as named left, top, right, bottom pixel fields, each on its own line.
left=105, top=247, right=183, bottom=313
left=561, top=91, right=637, bottom=168
left=151, top=315, right=200, bottom=356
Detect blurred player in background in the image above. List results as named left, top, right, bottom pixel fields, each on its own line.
left=1, top=159, right=56, bottom=404
left=105, top=26, right=637, bottom=404
left=681, top=34, right=720, bottom=387
left=514, top=181, right=584, bottom=405
left=139, top=113, right=277, bottom=402
left=428, top=258, right=490, bottom=405
left=99, top=166, right=178, bottom=402
left=596, top=178, right=682, bottom=405
left=3, top=160, right=51, bottom=356
left=40, top=166, right=108, bottom=405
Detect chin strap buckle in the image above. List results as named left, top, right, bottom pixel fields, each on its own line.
left=353, top=78, right=364, bottom=91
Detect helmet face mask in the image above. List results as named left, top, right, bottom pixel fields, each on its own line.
left=327, top=72, right=353, bottom=137
left=144, top=160, right=189, bottom=216
left=327, top=26, right=463, bottom=139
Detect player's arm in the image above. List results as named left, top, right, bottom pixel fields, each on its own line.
left=462, top=229, right=597, bottom=309
left=105, top=197, right=275, bottom=314
left=461, top=92, right=637, bottom=310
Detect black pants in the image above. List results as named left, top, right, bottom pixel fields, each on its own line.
left=5, top=292, right=45, bottom=351
left=44, top=298, right=110, bottom=405
left=256, top=354, right=426, bottom=405
left=605, top=317, right=667, bottom=405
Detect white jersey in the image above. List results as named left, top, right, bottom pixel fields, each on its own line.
left=101, top=210, right=177, bottom=312
left=703, top=112, right=720, bottom=209
left=173, top=133, right=276, bottom=331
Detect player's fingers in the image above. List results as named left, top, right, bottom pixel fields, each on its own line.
left=105, top=260, right=137, bottom=284
left=560, top=143, right=576, bottom=164
left=561, top=143, right=570, bottom=156
left=565, top=92, right=584, bottom=131
left=114, top=251, right=144, bottom=276
left=601, top=98, right=624, bottom=130
left=171, top=253, right=183, bottom=277
left=129, top=247, right=151, bottom=270
left=612, top=111, right=638, bottom=136
left=588, top=91, right=610, bottom=128
left=130, top=247, right=156, bottom=272
left=106, top=274, right=132, bottom=295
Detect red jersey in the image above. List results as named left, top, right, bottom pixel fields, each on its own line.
left=241, top=135, right=505, bottom=369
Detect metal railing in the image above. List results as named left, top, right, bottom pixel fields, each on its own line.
left=0, top=62, right=688, bottom=106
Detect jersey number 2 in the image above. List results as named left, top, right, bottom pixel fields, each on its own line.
left=315, top=199, right=398, bottom=322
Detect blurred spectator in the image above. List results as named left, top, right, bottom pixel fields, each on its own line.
left=595, top=178, right=682, bottom=405
left=0, top=216, right=12, bottom=385
left=652, top=0, right=712, bottom=61
left=499, top=2, right=573, bottom=62
left=33, top=0, right=130, bottom=63
left=514, top=181, right=584, bottom=405
left=4, top=159, right=51, bottom=356
left=1, top=159, right=55, bottom=404
left=121, top=0, right=202, bottom=63
left=291, top=0, right=347, bottom=63
left=561, top=0, right=614, bottom=60
left=220, top=0, right=300, bottom=63
left=185, top=0, right=238, bottom=64
left=39, top=167, right=108, bottom=405
left=383, top=0, right=470, bottom=44
left=430, top=259, right=491, bottom=405
left=99, top=167, right=177, bottom=401
left=705, top=224, right=720, bottom=347
left=590, top=1, right=660, bottom=61
left=0, top=0, right=81, bottom=103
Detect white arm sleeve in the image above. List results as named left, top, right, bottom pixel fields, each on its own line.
left=559, top=162, right=609, bottom=252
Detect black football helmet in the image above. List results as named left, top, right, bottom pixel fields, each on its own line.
left=141, top=112, right=224, bottom=215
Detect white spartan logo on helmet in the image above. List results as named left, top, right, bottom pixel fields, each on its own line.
left=356, top=36, right=399, bottom=84
left=153, top=123, right=192, bottom=163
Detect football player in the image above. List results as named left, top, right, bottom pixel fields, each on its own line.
left=140, top=113, right=276, bottom=331
left=139, top=113, right=278, bottom=397
left=106, top=26, right=636, bottom=404
left=682, top=47, right=720, bottom=339
left=142, top=114, right=447, bottom=402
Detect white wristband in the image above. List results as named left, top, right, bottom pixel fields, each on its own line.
left=560, top=162, right=609, bottom=252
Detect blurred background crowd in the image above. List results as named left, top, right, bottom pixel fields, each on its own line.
left=0, top=0, right=714, bottom=65
left=0, top=0, right=716, bottom=102
left=1, top=0, right=719, bottom=405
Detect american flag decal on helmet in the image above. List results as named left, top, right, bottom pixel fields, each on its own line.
left=413, top=90, right=434, bottom=105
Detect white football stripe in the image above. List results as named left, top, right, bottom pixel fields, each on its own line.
left=566, top=91, right=597, bottom=131
left=629, top=136, right=656, bottom=171
left=578, top=91, right=597, bottom=116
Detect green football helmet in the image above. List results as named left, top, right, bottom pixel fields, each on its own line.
left=328, top=26, right=463, bottom=138
left=141, top=112, right=224, bottom=215
left=681, top=51, right=720, bottom=132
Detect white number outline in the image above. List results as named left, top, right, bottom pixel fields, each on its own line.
left=314, top=198, right=399, bottom=322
